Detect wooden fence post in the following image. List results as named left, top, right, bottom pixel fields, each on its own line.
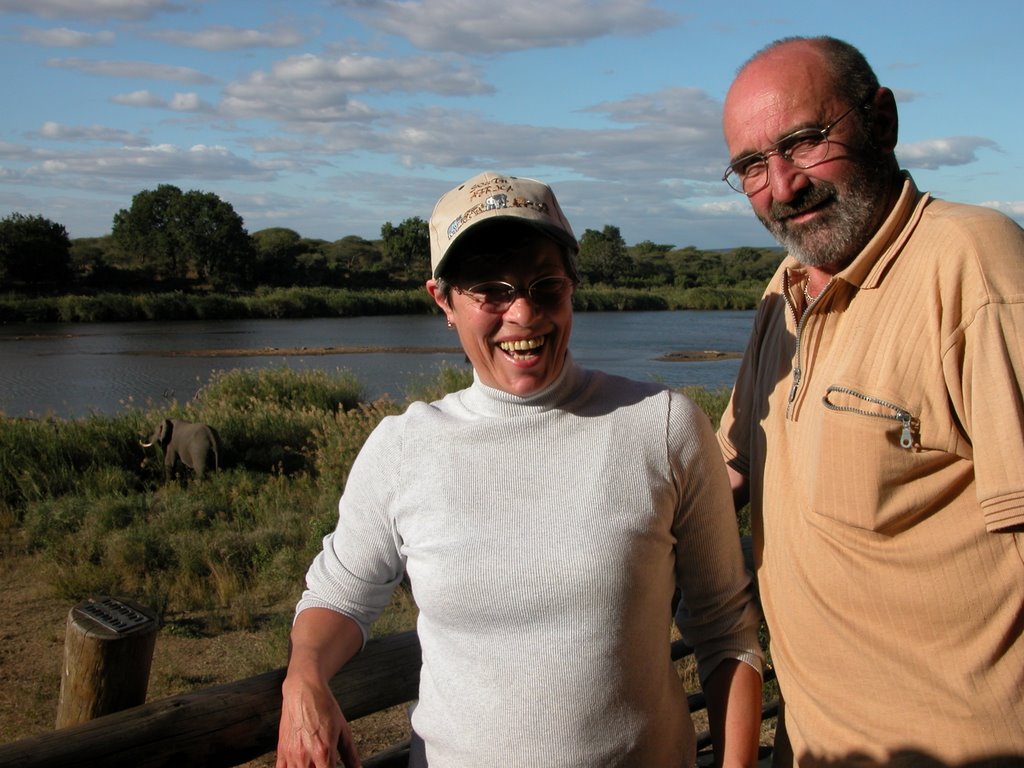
left=55, top=596, right=159, bottom=729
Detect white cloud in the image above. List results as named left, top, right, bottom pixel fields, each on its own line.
left=47, top=57, right=216, bottom=84
left=269, top=52, right=490, bottom=95
left=20, top=25, right=114, bottom=47
left=218, top=53, right=491, bottom=124
left=22, top=143, right=281, bottom=183
left=110, top=89, right=166, bottom=107
left=335, top=0, right=677, bottom=53
left=364, top=86, right=726, bottom=184
left=167, top=92, right=209, bottom=112
left=149, top=24, right=307, bottom=51
left=896, top=136, right=999, bottom=170
left=37, top=121, right=148, bottom=146
left=0, top=0, right=188, bottom=21
left=695, top=199, right=752, bottom=215
left=108, top=89, right=211, bottom=112
left=978, top=200, right=1024, bottom=218
left=221, top=81, right=377, bottom=124
left=890, top=88, right=921, bottom=104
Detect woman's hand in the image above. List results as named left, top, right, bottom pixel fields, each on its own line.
left=276, top=672, right=360, bottom=768
left=276, top=608, right=367, bottom=768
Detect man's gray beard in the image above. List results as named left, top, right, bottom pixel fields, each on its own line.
left=758, top=162, right=885, bottom=269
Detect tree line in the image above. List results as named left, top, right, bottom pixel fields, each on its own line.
left=0, top=184, right=784, bottom=295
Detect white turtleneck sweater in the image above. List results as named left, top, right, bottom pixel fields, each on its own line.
left=298, top=357, right=762, bottom=767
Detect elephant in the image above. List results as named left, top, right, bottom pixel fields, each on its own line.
left=140, top=418, right=221, bottom=481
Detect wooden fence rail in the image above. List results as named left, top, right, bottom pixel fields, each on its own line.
left=0, top=628, right=775, bottom=767
left=0, top=536, right=769, bottom=766
left=0, top=630, right=421, bottom=768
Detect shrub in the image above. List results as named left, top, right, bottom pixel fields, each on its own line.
left=3, top=366, right=732, bottom=633
left=402, top=361, right=473, bottom=403
left=196, top=366, right=365, bottom=414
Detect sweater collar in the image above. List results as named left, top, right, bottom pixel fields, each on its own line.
left=459, top=352, right=588, bottom=417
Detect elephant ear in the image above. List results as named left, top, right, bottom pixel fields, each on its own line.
left=159, top=418, right=173, bottom=445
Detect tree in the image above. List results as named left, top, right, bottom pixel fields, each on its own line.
left=328, top=235, right=383, bottom=274
left=177, top=189, right=253, bottom=288
left=631, top=240, right=674, bottom=260
left=380, top=217, right=429, bottom=283
left=0, top=212, right=71, bottom=288
left=111, top=185, right=185, bottom=279
left=251, top=227, right=303, bottom=286
left=112, top=185, right=253, bottom=287
left=667, top=247, right=722, bottom=288
left=577, top=225, right=634, bottom=285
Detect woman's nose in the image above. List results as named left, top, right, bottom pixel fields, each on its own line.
left=503, top=292, right=542, bottom=321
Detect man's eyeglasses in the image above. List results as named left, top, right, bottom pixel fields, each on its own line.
left=722, top=101, right=867, bottom=196
left=452, top=275, right=575, bottom=313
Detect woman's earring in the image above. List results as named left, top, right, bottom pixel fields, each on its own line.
left=446, top=319, right=453, bottom=329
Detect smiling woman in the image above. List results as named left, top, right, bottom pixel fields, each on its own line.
left=274, top=171, right=765, bottom=768
left=429, top=221, right=576, bottom=396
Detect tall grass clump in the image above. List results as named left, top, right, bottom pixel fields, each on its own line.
left=244, top=287, right=333, bottom=319
left=573, top=287, right=671, bottom=312
left=192, top=293, right=249, bottom=320
left=0, top=294, right=60, bottom=322
left=310, top=399, right=404, bottom=507
left=402, top=361, right=473, bottom=404
left=328, top=288, right=435, bottom=316
left=197, top=366, right=366, bottom=414
left=174, top=367, right=368, bottom=475
left=4, top=366, right=729, bottom=637
left=667, top=286, right=761, bottom=310
left=56, top=293, right=143, bottom=322
left=678, top=384, right=731, bottom=424
left=0, top=411, right=150, bottom=513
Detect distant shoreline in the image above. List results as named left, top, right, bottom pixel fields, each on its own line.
left=138, top=345, right=742, bottom=361
left=2, top=334, right=743, bottom=362
left=142, top=345, right=464, bottom=357
left=656, top=349, right=743, bottom=362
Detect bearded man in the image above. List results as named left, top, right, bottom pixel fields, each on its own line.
left=717, top=35, right=1024, bottom=766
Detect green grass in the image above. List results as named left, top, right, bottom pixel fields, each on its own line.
left=0, top=364, right=734, bottom=637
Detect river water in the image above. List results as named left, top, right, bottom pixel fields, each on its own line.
left=0, top=310, right=754, bottom=419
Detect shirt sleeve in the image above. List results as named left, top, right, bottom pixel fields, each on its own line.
left=668, top=392, right=764, bottom=684
left=296, top=414, right=407, bottom=645
left=717, top=278, right=780, bottom=478
left=952, top=300, right=1024, bottom=531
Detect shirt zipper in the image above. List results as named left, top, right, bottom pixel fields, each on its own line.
left=782, top=273, right=828, bottom=415
left=822, top=385, right=916, bottom=449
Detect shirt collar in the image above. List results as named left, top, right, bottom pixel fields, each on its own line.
left=783, top=173, right=930, bottom=292
left=840, top=173, right=929, bottom=290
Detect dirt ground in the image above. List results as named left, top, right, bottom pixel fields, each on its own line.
left=0, top=545, right=772, bottom=765
left=0, top=548, right=409, bottom=766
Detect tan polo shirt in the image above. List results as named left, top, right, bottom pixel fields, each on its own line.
left=720, top=176, right=1024, bottom=763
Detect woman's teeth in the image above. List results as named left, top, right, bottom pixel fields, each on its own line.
left=499, top=337, right=545, bottom=357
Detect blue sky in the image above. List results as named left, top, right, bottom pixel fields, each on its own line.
left=1, top=0, right=1021, bottom=250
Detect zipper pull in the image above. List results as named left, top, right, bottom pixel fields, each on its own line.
left=898, top=411, right=914, bottom=449
left=788, top=367, right=802, bottom=403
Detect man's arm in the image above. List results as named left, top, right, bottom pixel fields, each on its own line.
left=277, top=608, right=365, bottom=768
left=726, top=464, right=749, bottom=512
left=770, top=694, right=793, bottom=767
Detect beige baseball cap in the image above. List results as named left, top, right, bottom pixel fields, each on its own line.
left=428, top=171, right=578, bottom=278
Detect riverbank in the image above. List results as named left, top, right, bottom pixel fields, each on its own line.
left=0, top=283, right=761, bottom=324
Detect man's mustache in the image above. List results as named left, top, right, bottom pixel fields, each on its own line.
left=770, top=182, right=836, bottom=221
